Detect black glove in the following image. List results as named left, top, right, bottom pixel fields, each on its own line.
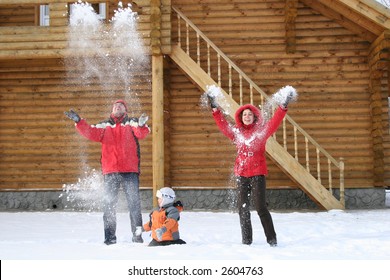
left=64, top=109, right=81, bottom=123
left=206, top=93, right=218, bottom=109
left=282, top=92, right=293, bottom=108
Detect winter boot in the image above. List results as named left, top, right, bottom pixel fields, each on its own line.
left=132, top=235, right=144, bottom=243
left=268, top=238, right=277, bottom=247
left=104, top=238, right=117, bottom=245
left=242, top=239, right=252, bottom=245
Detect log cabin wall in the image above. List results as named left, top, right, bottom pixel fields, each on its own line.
left=383, top=73, right=390, bottom=187
left=1, top=0, right=389, bottom=193
left=0, top=0, right=172, bottom=191
left=0, top=4, right=36, bottom=26
left=0, top=0, right=172, bottom=58
left=0, top=58, right=153, bottom=191
left=168, top=0, right=378, bottom=189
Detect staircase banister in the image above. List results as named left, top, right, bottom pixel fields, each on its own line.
left=173, top=7, right=219, bottom=52
left=173, top=6, right=342, bottom=169
left=170, top=45, right=345, bottom=209
left=284, top=114, right=341, bottom=167
left=172, top=7, right=271, bottom=99
left=173, top=6, right=341, bottom=167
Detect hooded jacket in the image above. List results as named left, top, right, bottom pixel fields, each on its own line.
left=212, top=104, right=287, bottom=177
left=75, top=112, right=150, bottom=175
left=143, top=202, right=182, bottom=242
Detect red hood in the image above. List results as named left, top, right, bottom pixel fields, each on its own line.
left=234, top=104, right=262, bottom=128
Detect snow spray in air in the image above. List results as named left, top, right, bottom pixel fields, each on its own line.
left=200, top=84, right=233, bottom=116
left=60, top=168, right=104, bottom=211
left=62, top=1, right=148, bottom=207
left=261, top=85, right=298, bottom=123
left=199, top=84, right=298, bottom=210
left=66, top=0, right=148, bottom=109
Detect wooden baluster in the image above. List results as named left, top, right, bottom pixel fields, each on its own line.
left=196, top=33, right=200, bottom=65
left=177, top=14, right=181, bottom=48
left=239, top=74, right=243, bottom=105
left=229, top=65, right=232, bottom=96
left=294, top=126, right=298, bottom=160
left=339, top=158, right=345, bottom=206
left=217, top=54, right=221, bottom=86
left=328, top=158, right=332, bottom=193
left=186, top=22, right=189, bottom=55
left=207, top=44, right=210, bottom=76
left=283, top=118, right=287, bottom=149
left=250, top=84, right=253, bottom=104
left=316, top=148, right=321, bottom=183
left=305, top=137, right=310, bottom=171
left=261, top=94, right=264, bottom=109
left=273, top=108, right=277, bottom=140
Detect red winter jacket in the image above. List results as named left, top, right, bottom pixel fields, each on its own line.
left=75, top=114, right=150, bottom=175
left=212, top=104, right=287, bottom=177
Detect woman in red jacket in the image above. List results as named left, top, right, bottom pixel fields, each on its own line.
left=208, top=90, right=293, bottom=246
left=65, top=100, right=150, bottom=245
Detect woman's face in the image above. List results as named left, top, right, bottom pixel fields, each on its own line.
left=242, top=109, right=254, bottom=125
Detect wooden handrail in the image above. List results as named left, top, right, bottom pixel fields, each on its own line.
left=172, top=6, right=345, bottom=206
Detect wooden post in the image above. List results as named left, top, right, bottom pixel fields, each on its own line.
left=151, top=0, right=163, bottom=207
left=369, top=73, right=385, bottom=186
left=285, top=0, right=297, bottom=54
left=152, top=55, right=164, bottom=208
left=368, top=32, right=388, bottom=187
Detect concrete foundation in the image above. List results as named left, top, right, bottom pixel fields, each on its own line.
left=0, top=188, right=386, bottom=211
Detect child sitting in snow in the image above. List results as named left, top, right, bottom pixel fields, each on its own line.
left=136, top=187, right=186, bottom=246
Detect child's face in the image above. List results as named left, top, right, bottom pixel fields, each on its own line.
left=158, top=197, right=163, bottom=207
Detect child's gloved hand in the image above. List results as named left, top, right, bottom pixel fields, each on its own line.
left=155, top=227, right=167, bottom=241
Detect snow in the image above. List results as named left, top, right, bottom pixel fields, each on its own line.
left=2, top=1, right=389, bottom=279
left=2, top=209, right=390, bottom=260
left=1, top=208, right=390, bottom=279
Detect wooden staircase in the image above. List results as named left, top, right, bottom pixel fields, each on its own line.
left=170, top=7, right=345, bottom=210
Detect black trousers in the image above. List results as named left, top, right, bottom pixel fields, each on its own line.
left=237, top=175, right=276, bottom=245
left=103, top=172, right=143, bottom=243
left=148, top=239, right=186, bottom=247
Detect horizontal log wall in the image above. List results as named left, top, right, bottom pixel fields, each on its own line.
left=383, top=72, right=390, bottom=187
left=169, top=0, right=375, bottom=189
left=0, top=58, right=153, bottom=190
left=0, top=0, right=170, bottom=190
left=0, top=0, right=172, bottom=58
left=0, top=5, right=36, bottom=26
left=384, top=136, right=390, bottom=187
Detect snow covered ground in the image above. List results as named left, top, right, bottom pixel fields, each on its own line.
left=1, top=209, right=390, bottom=260
left=1, top=207, right=390, bottom=279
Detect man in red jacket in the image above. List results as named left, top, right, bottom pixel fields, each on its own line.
left=207, top=89, right=293, bottom=247
left=65, top=100, right=150, bottom=245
